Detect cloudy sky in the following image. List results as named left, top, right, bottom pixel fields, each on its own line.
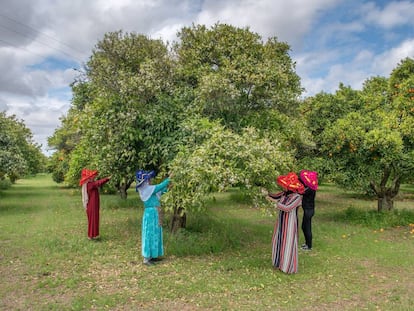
left=1, top=0, right=413, bottom=155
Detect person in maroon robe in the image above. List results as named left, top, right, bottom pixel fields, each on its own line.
left=79, top=169, right=111, bottom=240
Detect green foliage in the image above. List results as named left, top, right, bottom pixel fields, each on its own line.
left=389, top=58, right=414, bottom=151
left=244, top=109, right=310, bottom=146
left=175, top=23, right=302, bottom=128
left=88, top=31, right=174, bottom=102
left=0, top=111, right=45, bottom=182
left=47, top=108, right=81, bottom=154
left=301, top=58, right=414, bottom=210
left=65, top=142, right=92, bottom=186
left=47, top=105, right=83, bottom=184
left=163, top=118, right=292, bottom=213
left=0, top=178, right=12, bottom=190
left=300, top=84, right=362, bottom=142
left=319, top=110, right=403, bottom=189
left=49, top=152, right=69, bottom=184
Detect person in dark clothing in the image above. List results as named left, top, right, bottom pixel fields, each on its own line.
left=299, top=170, right=318, bottom=251
left=300, top=186, right=316, bottom=250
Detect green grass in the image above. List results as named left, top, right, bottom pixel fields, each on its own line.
left=1, top=174, right=413, bottom=310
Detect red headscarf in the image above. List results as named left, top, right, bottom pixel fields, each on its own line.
left=79, top=169, right=98, bottom=186
left=277, top=172, right=305, bottom=194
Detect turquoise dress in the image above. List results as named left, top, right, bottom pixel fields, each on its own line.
left=141, top=178, right=170, bottom=259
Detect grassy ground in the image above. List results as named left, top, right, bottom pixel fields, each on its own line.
left=0, top=174, right=413, bottom=310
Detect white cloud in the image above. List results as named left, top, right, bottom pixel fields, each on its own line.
left=300, top=38, right=414, bottom=96
left=152, top=23, right=185, bottom=43
left=35, top=0, right=201, bottom=53
left=197, top=0, right=340, bottom=48
left=364, top=1, right=414, bottom=28
left=372, top=38, right=414, bottom=75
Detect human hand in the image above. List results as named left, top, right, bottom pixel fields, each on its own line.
left=266, top=196, right=277, bottom=203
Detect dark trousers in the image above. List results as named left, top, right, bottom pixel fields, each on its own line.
left=301, top=208, right=314, bottom=248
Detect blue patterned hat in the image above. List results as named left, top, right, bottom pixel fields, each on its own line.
left=135, top=170, right=156, bottom=189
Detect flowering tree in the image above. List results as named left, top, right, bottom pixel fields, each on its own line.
left=163, top=118, right=293, bottom=232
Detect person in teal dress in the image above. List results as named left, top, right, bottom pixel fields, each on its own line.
left=136, top=170, right=170, bottom=266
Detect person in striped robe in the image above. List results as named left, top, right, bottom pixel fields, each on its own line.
left=268, top=172, right=304, bottom=274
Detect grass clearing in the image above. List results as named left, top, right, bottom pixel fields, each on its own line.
left=0, top=174, right=413, bottom=310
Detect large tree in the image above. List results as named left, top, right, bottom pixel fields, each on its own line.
left=53, top=31, right=184, bottom=198
left=301, top=58, right=414, bottom=211
left=159, top=24, right=306, bottom=229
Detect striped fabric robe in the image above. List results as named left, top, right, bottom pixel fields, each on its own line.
left=271, top=192, right=302, bottom=274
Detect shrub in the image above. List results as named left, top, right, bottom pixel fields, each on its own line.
left=0, top=178, right=12, bottom=190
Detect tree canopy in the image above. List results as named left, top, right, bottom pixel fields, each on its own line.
left=300, top=58, right=414, bottom=211
left=174, top=23, right=302, bottom=125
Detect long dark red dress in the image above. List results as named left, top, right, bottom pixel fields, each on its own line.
left=86, top=178, right=110, bottom=239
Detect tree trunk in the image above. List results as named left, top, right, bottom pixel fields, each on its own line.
left=117, top=179, right=133, bottom=199
left=119, top=184, right=128, bottom=199
left=370, top=166, right=400, bottom=212
left=377, top=196, right=394, bottom=211
left=171, top=206, right=186, bottom=233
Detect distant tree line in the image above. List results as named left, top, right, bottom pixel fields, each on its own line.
left=0, top=111, right=46, bottom=189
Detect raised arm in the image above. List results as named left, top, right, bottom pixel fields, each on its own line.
left=89, top=177, right=110, bottom=189
left=268, top=191, right=284, bottom=200
left=154, top=178, right=170, bottom=194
